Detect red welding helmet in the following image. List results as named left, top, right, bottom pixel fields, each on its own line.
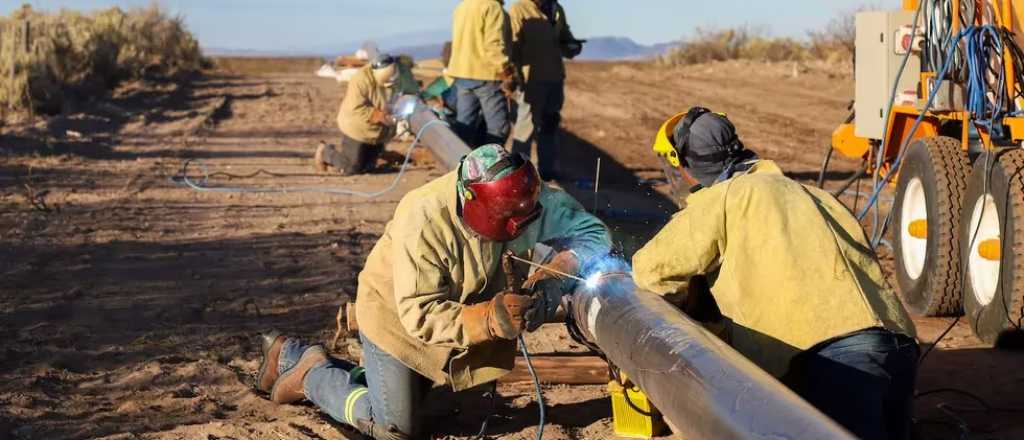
left=461, top=156, right=542, bottom=242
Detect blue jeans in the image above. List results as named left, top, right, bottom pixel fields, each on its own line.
left=281, top=334, right=431, bottom=437
left=791, top=328, right=919, bottom=440
left=512, top=81, right=564, bottom=180
left=453, top=78, right=510, bottom=147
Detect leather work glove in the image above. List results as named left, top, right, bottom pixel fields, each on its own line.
left=369, top=108, right=394, bottom=126
left=463, top=291, right=534, bottom=345
left=521, top=250, right=579, bottom=331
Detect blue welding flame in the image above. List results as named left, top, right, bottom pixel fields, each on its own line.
left=578, top=253, right=631, bottom=290
left=393, top=95, right=419, bottom=120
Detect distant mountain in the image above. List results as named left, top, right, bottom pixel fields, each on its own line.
left=390, top=42, right=447, bottom=61
left=385, top=36, right=675, bottom=62
left=204, top=47, right=318, bottom=57
left=206, top=32, right=676, bottom=62
left=326, top=29, right=451, bottom=59
left=577, top=36, right=675, bottom=60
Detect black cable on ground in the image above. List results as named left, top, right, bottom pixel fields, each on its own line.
left=474, top=382, right=500, bottom=440
left=473, top=338, right=545, bottom=440
left=519, top=335, right=545, bottom=440
left=817, top=145, right=835, bottom=189
left=830, top=163, right=867, bottom=199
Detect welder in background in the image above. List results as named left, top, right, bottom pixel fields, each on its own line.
left=633, top=107, right=919, bottom=440
left=509, top=0, right=583, bottom=181
left=314, top=54, right=416, bottom=175
left=448, top=0, right=518, bottom=147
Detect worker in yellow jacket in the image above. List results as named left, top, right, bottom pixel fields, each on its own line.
left=633, top=107, right=919, bottom=440
left=509, top=0, right=582, bottom=181
left=314, top=54, right=413, bottom=175
left=448, top=0, right=517, bottom=146
left=254, top=144, right=610, bottom=439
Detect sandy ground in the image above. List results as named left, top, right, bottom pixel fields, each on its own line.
left=1, top=59, right=1022, bottom=440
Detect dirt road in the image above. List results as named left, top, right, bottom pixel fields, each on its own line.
left=1, top=59, right=1021, bottom=439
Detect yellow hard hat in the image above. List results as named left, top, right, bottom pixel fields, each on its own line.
left=653, top=112, right=686, bottom=168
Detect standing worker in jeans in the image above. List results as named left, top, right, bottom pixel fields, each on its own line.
left=509, top=0, right=582, bottom=181
left=632, top=107, right=920, bottom=440
left=314, top=54, right=413, bottom=175
left=449, top=0, right=518, bottom=147
left=253, top=145, right=610, bottom=439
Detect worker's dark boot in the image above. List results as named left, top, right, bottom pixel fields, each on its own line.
left=270, top=344, right=329, bottom=404
left=356, top=418, right=411, bottom=440
left=313, top=141, right=330, bottom=173
left=255, top=329, right=286, bottom=393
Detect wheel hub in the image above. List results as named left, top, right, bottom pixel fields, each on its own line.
left=900, top=177, right=929, bottom=280
left=967, top=194, right=1001, bottom=307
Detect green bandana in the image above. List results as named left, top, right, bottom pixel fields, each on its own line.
left=456, top=144, right=517, bottom=199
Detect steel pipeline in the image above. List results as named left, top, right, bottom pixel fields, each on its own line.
left=398, top=97, right=854, bottom=439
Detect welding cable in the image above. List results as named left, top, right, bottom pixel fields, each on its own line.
left=964, top=25, right=1006, bottom=128
left=998, top=27, right=1024, bottom=110
left=170, top=118, right=449, bottom=197
left=519, top=335, right=546, bottom=440
left=473, top=339, right=546, bottom=440
left=866, top=25, right=1012, bottom=246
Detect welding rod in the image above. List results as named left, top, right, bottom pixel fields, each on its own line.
left=507, top=254, right=586, bottom=283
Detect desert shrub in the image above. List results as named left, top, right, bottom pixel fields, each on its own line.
left=0, top=3, right=202, bottom=118
left=658, top=27, right=809, bottom=66
left=808, top=7, right=861, bottom=63
left=659, top=8, right=864, bottom=67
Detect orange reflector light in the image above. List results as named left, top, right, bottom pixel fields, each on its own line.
left=908, top=220, right=928, bottom=239
left=978, top=239, right=1001, bottom=261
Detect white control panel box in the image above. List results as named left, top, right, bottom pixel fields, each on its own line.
left=855, top=10, right=921, bottom=140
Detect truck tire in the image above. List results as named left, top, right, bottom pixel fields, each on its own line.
left=961, top=150, right=1024, bottom=346
left=892, top=136, right=969, bottom=316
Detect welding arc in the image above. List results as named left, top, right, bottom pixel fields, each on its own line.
left=507, top=254, right=586, bottom=283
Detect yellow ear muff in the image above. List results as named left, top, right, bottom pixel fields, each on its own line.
left=653, top=112, right=686, bottom=168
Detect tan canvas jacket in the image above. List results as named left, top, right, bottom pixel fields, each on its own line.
left=337, top=65, right=394, bottom=145
left=355, top=170, right=610, bottom=390
left=633, top=161, right=916, bottom=377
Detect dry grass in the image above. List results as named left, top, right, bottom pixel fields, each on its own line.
left=658, top=9, right=860, bottom=67
left=0, top=3, right=203, bottom=121
left=658, top=27, right=810, bottom=65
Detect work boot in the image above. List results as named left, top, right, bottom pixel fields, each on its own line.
left=255, top=329, right=286, bottom=393
left=270, top=344, right=329, bottom=404
left=356, top=418, right=411, bottom=440
left=313, top=141, right=330, bottom=173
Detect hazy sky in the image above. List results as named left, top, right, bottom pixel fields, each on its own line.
left=3, top=0, right=903, bottom=51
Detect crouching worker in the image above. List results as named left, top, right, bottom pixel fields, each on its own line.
left=632, top=107, right=919, bottom=440
left=315, top=54, right=406, bottom=175
left=257, top=144, right=611, bottom=439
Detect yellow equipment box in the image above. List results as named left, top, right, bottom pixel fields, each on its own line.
left=608, top=380, right=666, bottom=439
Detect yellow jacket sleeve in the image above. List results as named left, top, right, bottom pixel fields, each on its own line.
left=482, top=2, right=511, bottom=75
left=632, top=187, right=728, bottom=296
left=391, top=202, right=474, bottom=349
